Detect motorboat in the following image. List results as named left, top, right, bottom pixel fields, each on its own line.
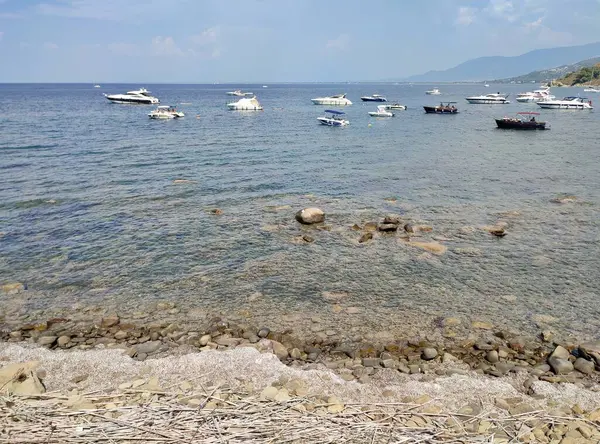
left=148, top=105, right=185, bottom=119
left=361, top=94, right=387, bottom=102
left=465, top=93, right=510, bottom=104
left=537, top=96, right=593, bottom=109
left=368, top=105, right=394, bottom=117
left=583, top=86, right=600, bottom=93
left=484, top=84, right=490, bottom=88
left=104, top=88, right=159, bottom=104
left=495, top=112, right=548, bottom=130
left=94, top=85, right=101, bottom=88
left=311, top=93, right=352, bottom=106
left=227, top=96, right=263, bottom=110
left=226, top=90, right=253, bottom=96
left=426, top=88, right=441, bottom=95
left=424, top=102, right=458, bottom=114
left=515, top=87, right=554, bottom=103
left=384, top=103, right=407, bottom=110
left=317, top=109, right=349, bottom=126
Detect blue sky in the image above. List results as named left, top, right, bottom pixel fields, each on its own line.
left=1, top=0, right=599, bottom=82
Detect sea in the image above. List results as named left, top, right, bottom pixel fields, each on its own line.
left=1, top=83, right=599, bottom=341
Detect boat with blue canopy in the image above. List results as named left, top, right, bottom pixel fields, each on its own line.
left=317, top=109, right=349, bottom=126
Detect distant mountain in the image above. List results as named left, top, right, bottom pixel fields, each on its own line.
left=405, top=42, right=600, bottom=82
left=494, top=57, right=600, bottom=83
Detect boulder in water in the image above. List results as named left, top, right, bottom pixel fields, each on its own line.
left=295, top=208, right=325, bottom=225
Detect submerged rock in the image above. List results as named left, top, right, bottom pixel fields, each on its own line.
left=358, top=232, right=373, bottom=243
left=407, top=241, right=447, bottom=255
left=378, top=223, right=398, bottom=232
left=383, top=216, right=401, bottom=225
left=295, top=208, right=325, bottom=225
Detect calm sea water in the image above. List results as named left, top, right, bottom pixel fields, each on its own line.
left=1, top=83, right=599, bottom=340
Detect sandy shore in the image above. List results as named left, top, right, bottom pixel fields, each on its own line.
left=2, top=342, right=600, bottom=443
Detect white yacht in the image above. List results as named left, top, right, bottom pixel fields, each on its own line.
left=426, top=88, right=441, bottom=95
left=104, top=88, right=159, bottom=104
left=537, top=96, right=593, bottom=109
left=227, top=96, right=263, bottom=111
left=465, top=93, right=510, bottom=104
left=226, top=90, right=253, bottom=96
left=148, top=105, right=184, bottom=119
left=515, top=87, right=554, bottom=103
left=361, top=94, right=387, bottom=102
left=311, top=93, right=352, bottom=106
left=385, top=103, right=407, bottom=110
left=317, top=110, right=349, bottom=126
left=583, top=86, right=600, bottom=93
left=368, top=105, right=394, bottom=117
left=94, top=85, right=101, bottom=88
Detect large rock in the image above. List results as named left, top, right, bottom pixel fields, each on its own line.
left=378, top=224, right=398, bottom=232
left=573, top=358, right=595, bottom=375
left=37, top=336, right=57, bottom=347
left=0, top=361, right=46, bottom=395
left=579, top=341, right=600, bottom=365
left=134, top=341, right=162, bottom=355
left=100, top=314, right=120, bottom=328
left=550, top=345, right=570, bottom=360
left=548, top=357, right=574, bottom=375
left=295, top=208, right=325, bottom=225
left=270, top=340, right=289, bottom=360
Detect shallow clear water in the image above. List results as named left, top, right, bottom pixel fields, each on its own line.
left=1, top=83, right=599, bottom=339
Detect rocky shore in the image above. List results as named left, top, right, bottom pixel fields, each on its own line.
left=2, top=342, right=600, bottom=443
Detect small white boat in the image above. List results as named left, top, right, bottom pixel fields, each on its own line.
left=226, top=89, right=253, bottom=96
left=94, top=85, right=101, bottom=88
left=426, top=88, right=441, bottom=95
left=537, top=96, right=593, bottom=109
left=227, top=96, right=263, bottom=110
left=148, top=105, right=185, bottom=119
left=385, top=103, right=407, bottom=110
left=317, top=109, right=349, bottom=126
left=583, top=86, right=600, bottom=93
left=311, top=93, right=352, bottom=106
left=262, top=85, right=268, bottom=88
left=104, top=88, right=159, bottom=104
left=361, top=94, right=387, bottom=102
left=466, top=93, right=510, bottom=104
left=484, top=84, right=490, bottom=88
left=515, top=87, right=554, bottom=103
left=368, top=105, right=394, bottom=117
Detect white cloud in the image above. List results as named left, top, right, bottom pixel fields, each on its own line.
left=455, top=7, right=476, bottom=26
left=326, top=33, right=350, bottom=51
left=485, top=0, right=516, bottom=20
left=151, top=36, right=184, bottom=57
left=190, top=26, right=220, bottom=46
left=43, top=41, right=59, bottom=50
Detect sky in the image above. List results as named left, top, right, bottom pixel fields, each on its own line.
left=1, top=0, right=599, bottom=82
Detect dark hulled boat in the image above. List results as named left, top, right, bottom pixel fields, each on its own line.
left=424, top=102, right=458, bottom=114
left=495, top=112, right=548, bottom=130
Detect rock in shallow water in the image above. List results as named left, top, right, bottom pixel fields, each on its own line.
left=422, top=348, right=438, bottom=360
left=573, top=357, right=595, bottom=375
left=358, top=232, right=373, bottom=243
left=295, top=208, right=325, bottom=225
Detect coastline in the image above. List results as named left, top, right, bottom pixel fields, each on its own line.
left=1, top=342, right=600, bottom=443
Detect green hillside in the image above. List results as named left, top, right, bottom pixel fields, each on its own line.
left=557, top=63, right=600, bottom=86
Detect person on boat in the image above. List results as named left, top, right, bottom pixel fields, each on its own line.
left=530, top=116, right=536, bottom=122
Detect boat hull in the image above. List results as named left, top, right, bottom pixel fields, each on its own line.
left=227, top=105, right=263, bottom=110
left=537, top=103, right=592, bottom=109
left=311, top=99, right=352, bottom=106
left=386, top=104, right=406, bottom=110
left=495, top=119, right=547, bottom=130
left=466, top=98, right=509, bottom=104
left=426, top=92, right=441, bottom=95
left=423, top=106, right=458, bottom=114
left=368, top=112, right=394, bottom=117
left=317, top=117, right=348, bottom=126
left=106, top=96, right=159, bottom=104
left=361, top=97, right=387, bottom=102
